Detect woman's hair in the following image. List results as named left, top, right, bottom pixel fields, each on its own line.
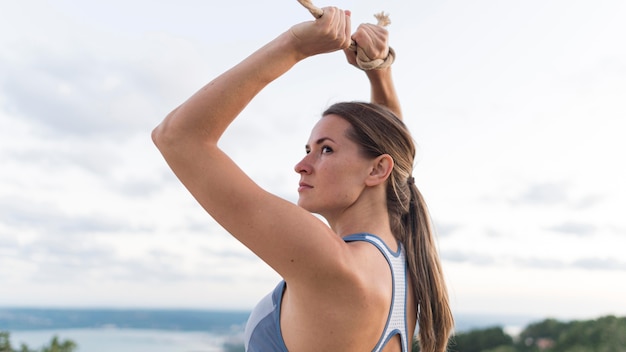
left=323, top=102, right=454, bottom=352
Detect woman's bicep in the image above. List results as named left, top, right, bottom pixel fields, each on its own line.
left=156, top=141, right=346, bottom=281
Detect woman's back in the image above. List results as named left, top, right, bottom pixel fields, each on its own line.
left=246, top=233, right=417, bottom=352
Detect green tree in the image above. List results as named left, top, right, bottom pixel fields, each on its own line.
left=516, top=318, right=566, bottom=352
left=412, top=338, right=420, bottom=352
left=1, top=332, right=14, bottom=352
left=40, top=336, right=76, bottom=352
left=515, top=315, right=626, bottom=352
left=412, top=328, right=514, bottom=352
left=448, top=326, right=513, bottom=352
left=0, top=332, right=75, bottom=352
left=553, top=315, right=626, bottom=352
left=484, top=346, right=517, bottom=352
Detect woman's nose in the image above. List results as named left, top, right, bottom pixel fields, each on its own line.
left=294, top=156, right=312, bottom=175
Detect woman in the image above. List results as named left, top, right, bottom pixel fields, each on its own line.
left=152, top=7, right=453, bottom=352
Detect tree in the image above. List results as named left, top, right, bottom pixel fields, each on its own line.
left=553, top=315, right=626, bottom=352
left=1, top=332, right=14, bottom=352
left=515, top=315, right=626, bottom=352
left=516, top=318, right=566, bottom=351
left=448, top=326, right=513, bottom=352
left=0, top=332, right=75, bottom=352
left=40, top=336, right=76, bottom=352
left=412, top=327, right=514, bottom=352
left=484, top=346, right=517, bottom=352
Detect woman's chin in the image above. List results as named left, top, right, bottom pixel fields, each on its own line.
left=297, top=199, right=309, bottom=210
left=296, top=199, right=316, bottom=213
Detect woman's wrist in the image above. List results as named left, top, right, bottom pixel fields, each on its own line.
left=366, top=67, right=402, bottom=117
left=366, top=66, right=393, bottom=84
left=271, top=31, right=308, bottom=64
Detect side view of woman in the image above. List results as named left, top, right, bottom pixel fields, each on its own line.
left=152, top=6, right=453, bottom=352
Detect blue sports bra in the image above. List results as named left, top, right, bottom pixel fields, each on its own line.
left=243, top=233, right=410, bottom=351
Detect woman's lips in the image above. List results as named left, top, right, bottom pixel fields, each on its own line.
left=298, top=182, right=313, bottom=192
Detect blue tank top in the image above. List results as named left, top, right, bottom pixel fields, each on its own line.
left=243, top=233, right=410, bottom=351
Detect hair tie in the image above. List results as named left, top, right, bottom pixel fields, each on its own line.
left=407, top=176, right=415, bottom=186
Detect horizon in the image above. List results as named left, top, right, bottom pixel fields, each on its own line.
left=0, top=307, right=577, bottom=334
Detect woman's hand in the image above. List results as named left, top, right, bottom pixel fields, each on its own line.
left=289, top=7, right=352, bottom=59
left=343, top=22, right=400, bottom=117
left=344, top=23, right=389, bottom=69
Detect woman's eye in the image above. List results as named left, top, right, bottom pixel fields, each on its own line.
left=321, top=146, right=333, bottom=154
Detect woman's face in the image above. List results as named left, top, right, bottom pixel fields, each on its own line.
left=294, top=114, right=374, bottom=217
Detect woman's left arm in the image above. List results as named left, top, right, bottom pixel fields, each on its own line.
left=344, top=23, right=402, bottom=119
left=365, top=67, right=402, bottom=119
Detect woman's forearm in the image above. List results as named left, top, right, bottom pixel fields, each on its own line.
left=153, top=31, right=302, bottom=148
left=366, top=67, right=402, bottom=119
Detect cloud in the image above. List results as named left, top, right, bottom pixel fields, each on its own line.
left=513, top=257, right=567, bottom=270
left=517, top=182, right=570, bottom=205
left=0, top=228, right=263, bottom=286
left=509, top=183, right=606, bottom=213
left=574, top=194, right=605, bottom=210
left=442, top=250, right=496, bottom=266
left=445, top=251, right=626, bottom=272
left=1, top=51, right=160, bottom=138
left=4, top=140, right=115, bottom=176
left=572, top=258, right=626, bottom=271
left=548, top=221, right=597, bottom=237
left=2, top=233, right=119, bottom=283
left=0, top=17, right=221, bottom=141
left=433, top=221, right=461, bottom=237
left=94, top=243, right=270, bottom=285
left=103, top=255, right=195, bottom=283
left=0, top=196, right=136, bottom=235
left=198, top=246, right=258, bottom=262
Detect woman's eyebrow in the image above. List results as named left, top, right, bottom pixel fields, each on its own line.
left=306, top=137, right=336, bottom=149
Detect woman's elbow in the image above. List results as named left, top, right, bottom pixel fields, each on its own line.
left=151, top=124, right=165, bottom=150
left=151, top=108, right=180, bottom=151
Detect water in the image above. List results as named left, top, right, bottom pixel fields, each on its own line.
left=9, top=328, right=239, bottom=352
left=1, top=308, right=537, bottom=351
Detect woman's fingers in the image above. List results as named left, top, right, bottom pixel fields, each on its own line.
left=319, top=6, right=352, bottom=49
left=289, top=6, right=352, bottom=57
left=352, top=23, right=389, bottom=60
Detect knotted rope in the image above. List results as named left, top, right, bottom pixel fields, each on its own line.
left=297, top=0, right=395, bottom=70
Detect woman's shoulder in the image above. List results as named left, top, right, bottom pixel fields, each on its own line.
left=279, top=236, right=398, bottom=351
left=286, top=232, right=396, bottom=311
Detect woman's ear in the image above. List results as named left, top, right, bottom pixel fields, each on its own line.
left=365, top=154, right=394, bottom=187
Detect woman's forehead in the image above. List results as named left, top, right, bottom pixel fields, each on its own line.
left=308, top=114, right=351, bottom=140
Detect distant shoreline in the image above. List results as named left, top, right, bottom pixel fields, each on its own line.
left=0, top=308, right=250, bottom=333
left=1, top=307, right=537, bottom=334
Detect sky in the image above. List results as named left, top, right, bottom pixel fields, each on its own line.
left=1, top=0, right=625, bottom=322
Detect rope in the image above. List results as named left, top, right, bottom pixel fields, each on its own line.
left=298, top=0, right=324, bottom=18
left=296, top=0, right=395, bottom=70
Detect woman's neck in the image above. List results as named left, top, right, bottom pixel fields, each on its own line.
left=325, top=199, right=394, bottom=240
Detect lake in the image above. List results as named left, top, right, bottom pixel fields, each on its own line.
left=1, top=308, right=536, bottom=351
left=9, top=328, right=242, bottom=352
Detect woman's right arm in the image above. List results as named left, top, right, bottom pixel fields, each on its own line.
left=152, top=8, right=356, bottom=282
left=154, top=9, right=352, bottom=146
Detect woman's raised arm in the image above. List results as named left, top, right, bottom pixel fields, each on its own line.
left=151, top=8, right=354, bottom=282
left=154, top=9, right=352, bottom=146
left=344, top=22, right=402, bottom=118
